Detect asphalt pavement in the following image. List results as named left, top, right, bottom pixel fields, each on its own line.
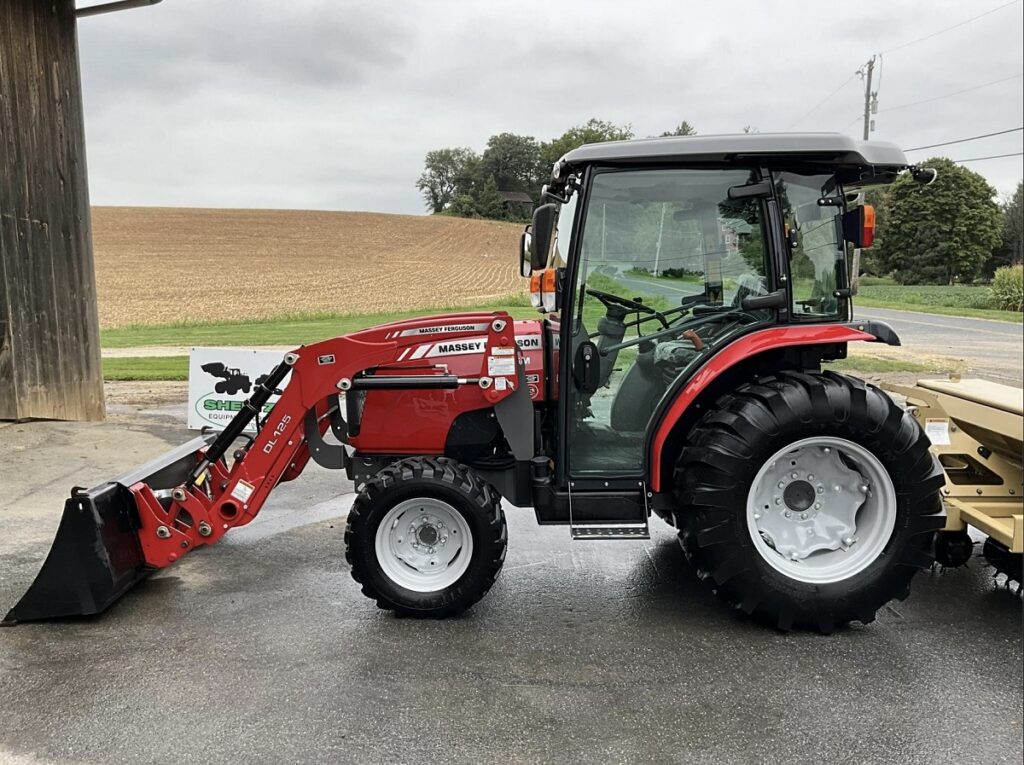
left=1, top=413, right=1021, bottom=765
left=854, top=306, right=1024, bottom=385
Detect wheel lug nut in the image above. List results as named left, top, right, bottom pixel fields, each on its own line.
left=778, top=482, right=785, bottom=489
left=843, top=536, right=855, bottom=546
left=775, top=498, right=782, bottom=505
left=800, top=512, right=807, bottom=520
left=791, top=472, right=799, bottom=479
left=753, top=512, right=761, bottom=520
left=859, top=484, right=868, bottom=492
left=814, top=502, right=821, bottom=509
left=817, top=486, right=825, bottom=494
left=784, top=511, right=792, bottom=518
left=808, top=474, right=815, bottom=481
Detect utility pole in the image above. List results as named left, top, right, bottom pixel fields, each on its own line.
left=858, top=55, right=878, bottom=140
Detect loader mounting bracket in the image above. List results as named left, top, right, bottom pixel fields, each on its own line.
left=304, top=400, right=350, bottom=470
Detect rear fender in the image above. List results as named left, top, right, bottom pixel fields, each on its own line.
left=647, top=323, right=885, bottom=492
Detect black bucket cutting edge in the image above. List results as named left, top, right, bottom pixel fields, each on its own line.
left=3, top=435, right=214, bottom=625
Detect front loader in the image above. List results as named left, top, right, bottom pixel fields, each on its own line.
left=6, top=134, right=949, bottom=632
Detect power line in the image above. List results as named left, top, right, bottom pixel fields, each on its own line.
left=880, top=73, right=1024, bottom=112
left=905, top=127, right=1024, bottom=151
left=953, top=152, right=1024, bottom=162
left=788, top=73, right=859, bottom=128
left=880, top=0, right=1022, bottom=54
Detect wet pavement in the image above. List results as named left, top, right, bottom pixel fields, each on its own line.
left=1, top=415, right=1021, bottom=765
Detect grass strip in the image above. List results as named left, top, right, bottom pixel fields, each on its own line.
left=103, top=356, right=189, bottom=381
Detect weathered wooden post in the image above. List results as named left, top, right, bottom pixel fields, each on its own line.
left=0, top=0, right=150, bottom=420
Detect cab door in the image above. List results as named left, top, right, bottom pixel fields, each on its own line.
left=560, top=167, right=774, bottom=494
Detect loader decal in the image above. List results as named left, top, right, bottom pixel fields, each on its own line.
left=414, top=338, right=488, bottom=358
left=262, top=413, right=293, bottom=454
left=398, top=323, right=488, bottom=336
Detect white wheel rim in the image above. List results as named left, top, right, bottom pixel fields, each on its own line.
left=746, top=436, right=897, bottom=584
left=374, top=497, right=473, bottom=592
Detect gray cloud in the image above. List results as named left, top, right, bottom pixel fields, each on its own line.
left=76, top=0, right=1024, bottom=214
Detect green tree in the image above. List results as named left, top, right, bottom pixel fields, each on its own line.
left=473, top=175, right=506, bottom=220
left=539, top=118, right=634, bottom=175
left=416, top=147, right=478, bottom=213
left=872, top=157, right=1001, bottom=284
left=478, top=132, right=542, bottom=197
left=661, top=121, right=698, bottom=137
left=986, top=181, right=1024, bottom=275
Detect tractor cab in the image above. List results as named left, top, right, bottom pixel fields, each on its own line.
left=519, top=134, right=919, bottom=537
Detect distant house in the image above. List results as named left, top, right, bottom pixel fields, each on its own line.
left=498, top=191, right=533, bottom=218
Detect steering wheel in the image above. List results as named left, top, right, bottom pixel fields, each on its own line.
left=585, top=288, right=655, bottom=314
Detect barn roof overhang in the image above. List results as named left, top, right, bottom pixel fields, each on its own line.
left=76, top=0, right=162, bottom=18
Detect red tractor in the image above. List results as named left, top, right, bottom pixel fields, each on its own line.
left=6, top=134, right=944, bottom=632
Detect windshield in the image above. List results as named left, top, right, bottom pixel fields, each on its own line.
left=566, top=167, right=774, bottom=475
left=571, top=168, right=770, bottom=335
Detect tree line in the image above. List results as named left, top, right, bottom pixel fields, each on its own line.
left=416, top=122, right=1023, bottom=289
left=866, top=161, right=1022, bottom=285
left=415, top=118, right=698, bottom=220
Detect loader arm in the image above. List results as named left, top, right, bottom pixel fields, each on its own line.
left=130, top=319, right=522, bottom=568
left=4, top=315, right=522, bottom=622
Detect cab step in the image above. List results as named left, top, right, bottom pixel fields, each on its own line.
left=570, top=522, right=649, bottom=540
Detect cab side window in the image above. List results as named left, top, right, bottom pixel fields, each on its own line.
left=776, top=173, right=845, bottom=319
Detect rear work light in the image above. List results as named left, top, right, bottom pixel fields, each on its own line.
left=861, top=204, right=876, bottom=248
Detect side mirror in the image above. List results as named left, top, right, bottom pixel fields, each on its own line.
left=842, top=204, right=875, bottom=248
left=530, top=203, right=557, bottom=270
left=911, top=166, right=937, bottom=185
left=572, top=340, right=600, bottom=395
left=519, top=226, right=533, bottom=277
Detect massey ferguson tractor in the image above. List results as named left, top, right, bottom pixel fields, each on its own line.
left=6, top=134, right=951, bottom=632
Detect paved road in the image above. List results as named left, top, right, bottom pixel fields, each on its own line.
left=1, top=414, right=1021, bottom=765
left=855, top=306, right=1023, bottom=385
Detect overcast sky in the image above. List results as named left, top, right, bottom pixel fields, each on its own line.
left=76, top=0, right=1024, bottom=215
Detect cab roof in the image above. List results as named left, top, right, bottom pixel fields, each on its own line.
left=558, top=133, right=908, bottom=183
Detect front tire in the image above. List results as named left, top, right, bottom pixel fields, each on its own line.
left=673, top=371, right=945, bottom=632
left=345, top=457, right=507, bottom=617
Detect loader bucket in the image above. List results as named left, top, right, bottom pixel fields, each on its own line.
left=3, top=436, right=212, bottom=624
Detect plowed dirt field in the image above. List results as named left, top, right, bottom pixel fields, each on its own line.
left=92, top=207, right=523, bottom=328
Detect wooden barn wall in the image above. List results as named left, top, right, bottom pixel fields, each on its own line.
left=0, top=0, right=104, bottom=421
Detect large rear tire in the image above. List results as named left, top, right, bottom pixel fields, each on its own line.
left=345, top=457, right=507, bottom=617
left=673, top=371, right=945, bottom=632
